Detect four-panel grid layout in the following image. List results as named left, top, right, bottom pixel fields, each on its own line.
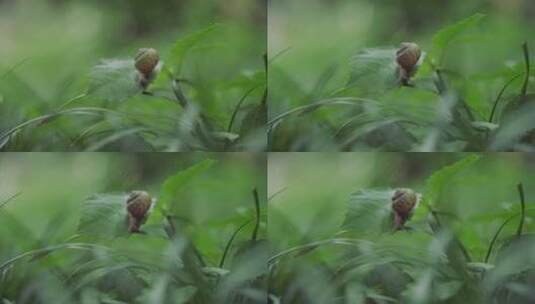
left=1, top=1, right=535, bottom=303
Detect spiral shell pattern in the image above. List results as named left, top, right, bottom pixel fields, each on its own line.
left=396, top=42, right=421, bottom=73
left=135, top=48, right=160, bottom=76
left=391, top=188, right=418, bottom=219
left=126, top=191, right=152, bottom=220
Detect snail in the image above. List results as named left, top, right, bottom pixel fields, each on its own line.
left=125, top=190, right=153, bottom=233
left=396, top=42, right=421, bottom=86
left=134, top=48, right=160, bottom=89
left=391, top=188, right=418, bottom=230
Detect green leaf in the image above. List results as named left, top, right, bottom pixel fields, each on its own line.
left=431, top=13, right=486, bottom=65
left=88, top=59, right=142, bottom=102
left=347, top=48, right=399, bottom=94
left=159, top=159, right=216, bottom=213
left=165, top=24, right=220, bottom=77
left=77, top=193, right=130, bottom=238
left=422, top=155, right=480, bottom=208
left=341, top=189, right=394, bottom=234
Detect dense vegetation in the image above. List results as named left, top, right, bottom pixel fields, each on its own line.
left=268, top=154, right=535, bottom=303
left=0, top=1, right=266, bottom=151
left=3, top=1, right=535, bottom=303
left=0, top=154, right=267, bottom=303
left=269, top=0, right=535, bottom=151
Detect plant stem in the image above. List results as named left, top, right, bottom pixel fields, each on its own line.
left=227, top=86, right=260, bottom=133
left=57, top=93, right=87, bottom=111
left=484, top=215, right=517, bottom=263
left=172, top=79, right=191, bottom=108
left=521, top=42, right=530, bottom=97
left=488, top=74, right=523, bottom=123
left=252, top=188, right=261, bottom=241
left=516, top=182, right=525, bottom=236
left=219, top=219, right=253, bottom=268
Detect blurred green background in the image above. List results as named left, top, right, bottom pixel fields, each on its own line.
left=0, top=152, right=267, bottom=303
left=0, top=0, right=266, bottom=151
left=269, top=0, right=535, bottom=112
left=269, top=153, right=535, bottom=251
left=0, top=0, right=265, bottom=101
left=268, top=0, right=535, bottom=152
left=268, top=153, right=535, bottom=303
left=0, top=152, right=265, bottom=253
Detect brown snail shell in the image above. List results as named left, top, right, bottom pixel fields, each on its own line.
left=126, top=190, right=153, bottom=233
left=396, top=42, right=421, bottom=73
left=391, top=188, right=418, bottom=230
left=135, top=48, right=160, bottom=76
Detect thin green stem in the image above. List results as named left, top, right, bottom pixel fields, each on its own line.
left=484, top=215, right=517, bottom=263
left=252, top=188, right=261, bottom=241
left=267, top=98, right=377, bottom=127
left=227, top=86, right=261, bottom=133
left=57, top=93, right=87, bottom=110
left=218, top=219, right=253, bottom=268
left=521, top=42, right=530, bottom=97
left=488, top=74, right=523, bottom=123
left=516, top=182, right=526, bottom=236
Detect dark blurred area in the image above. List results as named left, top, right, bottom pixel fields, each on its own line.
left=0, top=0, right=265, bottom=60
left=310, top=0, right=535, bottom=33
left=269, top=0, right=535, bottom=62
left=86, top=0, right=266, bottom=45
left=0, top=0, right=266, bottom=31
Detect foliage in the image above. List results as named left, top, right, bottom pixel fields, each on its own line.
left=0, top=1, right=266, bottom=152
left=269, top=154, right=535, bottom=303
left=0, top=155, right=267, bottom=303
left=269, top=7, right=535, bottom=151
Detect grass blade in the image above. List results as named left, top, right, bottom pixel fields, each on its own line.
left=0, top=243, right=109, bottom=272
left=484, top=214, right=517, bottom=263
left=218, top=219, right=253, bottom=268
left=0, top=192, right=21, bottom=210
left=0, top=107, right=126, bottom=146
left=267, top=97, right=378, bottom=128
left=268, top=238, right=364, bottom=267
left=84, top=127, right=152, bottom=151
left=227, top=86, right=261, bottom=133
left=488, top=73, right=523, bottom=123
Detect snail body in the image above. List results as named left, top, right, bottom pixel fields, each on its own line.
left=126, top=190, right=153, bottom=233
left=396, top=42, right=421, bottom=86
left=391, top=188, right=418, bottom=230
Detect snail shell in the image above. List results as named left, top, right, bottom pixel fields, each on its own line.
left=135, top=48, right=160, bottom=76
left=126, top=190, right=153, bottom=233
left=391, top=188, right=418, bottom=226
left=396, top=42, right=421, bottom=74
